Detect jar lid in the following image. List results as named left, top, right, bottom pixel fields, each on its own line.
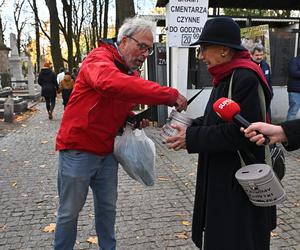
left=170, top=110, right=193, bottom=125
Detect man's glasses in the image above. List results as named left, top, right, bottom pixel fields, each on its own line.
left=127, top=36, right=154, bottom=55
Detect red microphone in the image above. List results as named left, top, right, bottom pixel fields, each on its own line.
left=213, top=97, right=270, bottom=144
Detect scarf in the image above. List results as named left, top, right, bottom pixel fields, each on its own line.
left=208, top=50, right=272, bottom=121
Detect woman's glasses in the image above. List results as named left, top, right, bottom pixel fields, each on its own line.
left=127, top=36, right=154, bottom=55
left=196, top=44, right=213, bottom=56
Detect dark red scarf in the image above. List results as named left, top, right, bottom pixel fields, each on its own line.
left=208, top=50, right=272, bottom=121
left=208, top=51, right=269, bottom=88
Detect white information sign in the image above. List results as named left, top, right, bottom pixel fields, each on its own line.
left=167, top=0, right=208, bottom=47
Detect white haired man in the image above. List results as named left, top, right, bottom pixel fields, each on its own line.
left=53, top=16, right=187, bottom=250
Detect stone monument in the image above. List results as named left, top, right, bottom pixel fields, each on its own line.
left=8, top=33, right=24, bottom=82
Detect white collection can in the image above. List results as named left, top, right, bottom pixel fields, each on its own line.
left=235, top=163, right=287, bottom=207
left=160, top=110, right=193, bottom=140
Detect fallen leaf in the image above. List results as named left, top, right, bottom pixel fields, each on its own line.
left=188, top=172, right=195, bottom=176
left=86, top=236, right=98, bottom=244
left=181, top=220, right=191, bottom=226
left=175, top=213, right=187, bottom=218
left=15, top=116, right=23, bottom=122
left=158, top=176, right=169, bottom=181
left=0, top=224, right=6, bottom=231
left=42, top=223, right=56, bottom=233
left=294, top=203, right=299, bottom=207
left=41, top=140, right=48, bottom=144
left=175, top=231, right=188, bottom=239
left=11, top=182, right=17, bottom=188
left=271, top=231, right=279, bottom=238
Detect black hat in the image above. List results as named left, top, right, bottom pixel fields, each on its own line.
left=190, top=17, right=246, bottom=51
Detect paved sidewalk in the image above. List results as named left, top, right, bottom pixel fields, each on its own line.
left=0, top=100, right=299, bottom=249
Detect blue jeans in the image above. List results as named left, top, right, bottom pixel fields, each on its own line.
left=287, top=92, right=300, bottom=120
left=54, top=150, right=118, bottom=250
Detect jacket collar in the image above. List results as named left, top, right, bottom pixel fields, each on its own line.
left=98, top=39, right=134, bottom=75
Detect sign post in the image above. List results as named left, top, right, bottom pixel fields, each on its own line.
left=167, top=0, right=208, bottom=47
left=165, top=0, right=208, bottom=117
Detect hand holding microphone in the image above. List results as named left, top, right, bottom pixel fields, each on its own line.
left=212, top=97, right=270, bottom=145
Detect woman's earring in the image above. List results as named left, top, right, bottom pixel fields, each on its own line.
left=221, top=52, right=225, bottom=57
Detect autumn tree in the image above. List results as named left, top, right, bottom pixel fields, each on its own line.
left=103, top=0, right=109, bottom=38
left=45, top=0, right=63, bottom=73
left=60, top=0, right=73, bottom=71
left=0, top=0, right=5, bottom=43
left=72, top=0, right=86, bottom=66
left=115, top=0, right=135, bottom=33
left=13, top=0, right=29, bottom=55
left=27, top=0, right=41, bottom=72
left=223, top=8, right=291, bottom=18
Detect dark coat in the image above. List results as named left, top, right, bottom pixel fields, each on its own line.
left=260, top=60, right=273, bottom=96
left=38, top=68, right=58, bottom=98
left=186, top=68, right=276, bottom=250
left=287, top=56, right=300, bottom=93
left=281, top=119, right=300, bottom=151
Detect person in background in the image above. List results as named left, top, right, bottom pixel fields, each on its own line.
left=241, top=119, right=300, bottom=151
left=164, top=17, right=275, bottom=250
left=58, top=71, right=74, bottom=108
left=56, top=67, right=65, bottom=85
left=250, top=43, right=273, bottom=119
left=286, top=55, right=300, bottom=120
left=54, top=16, right=187, bottom=250
left=71, top=67, right=78, bottom=81
left=37, top=62, right=58, bottom=120
left=250, top=43, right=273, bottom=95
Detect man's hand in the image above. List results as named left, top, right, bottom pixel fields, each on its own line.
left=127, top=118, right=150, bottom=130
left=174, top=93, right=187, bottom=112
left=139, top=118, right=150, bottom=129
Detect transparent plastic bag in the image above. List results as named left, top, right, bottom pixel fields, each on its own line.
left=114, top=125, right=156, bottom=186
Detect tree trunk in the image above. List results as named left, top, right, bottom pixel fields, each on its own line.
left=72, top=0, right=85, bottom=66
left=45, top=0, right=63, bottom=73
left=91, top=0, right=98, bottom=48
left=115, top=0, right=135, bottom=34
left=61, top=0, right=73, bottom=71
left=31, top=0, right=41, bottom=73
left=103, top=0, right=109, bottom=38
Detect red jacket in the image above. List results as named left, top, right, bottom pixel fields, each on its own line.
left=56, top=40, right=179, bottom=156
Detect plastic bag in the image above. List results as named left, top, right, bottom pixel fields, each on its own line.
left=114, top=125, right=156, bottom=186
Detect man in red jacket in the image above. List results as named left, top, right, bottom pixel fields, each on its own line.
left=54, top=16, right=187, bottom=250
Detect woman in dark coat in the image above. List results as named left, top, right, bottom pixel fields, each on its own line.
left=165, top=17, right=275, bottom=250
left=243, top=119, right=300, bottom=151
left=38, top=62, right=58, bottom=119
